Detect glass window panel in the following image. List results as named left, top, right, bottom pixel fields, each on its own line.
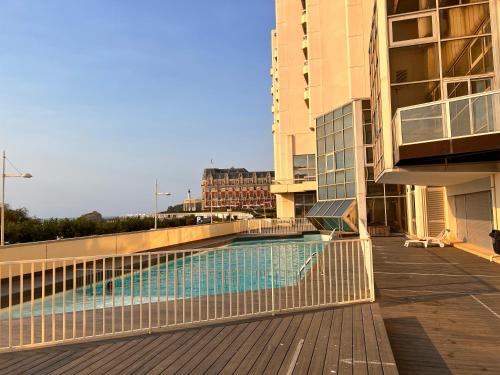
left=317, top=125, right=325, bottom=138
left=391, top=81, right=441, bottom=116
left=386, top=197, right=407, bottom=233
left=334, top=132, right=344, bottom=150
left=318, top=173, right=327, bottom=186
left=387, top=0, right=436, bottom=16
left=334, top=108, right=342, bottom=118
left=364, top=124, right=373, bottom=144
left=390, top=43, right=439, bottom=82
left=325, top=111, right=334, bottom=122
left=335, top=170, right=345, bottom=184
left=327, top=186, right=336, bottom=200
left=442, top=36, right=493, bottom=77
left=365, top=147, right=374, bottom=164
left=345, top=149, right=355, bottom=168
left=344, top=128, right=354, bottom=148
left=367, top=198, right=386, bottom=226
left=326, top=154, right=334, bottom=171
left=319, top=187, right=328, bottom=201
left=385, top=184, right=406, bottom=196
left=326, top=172, right=335, bottom=185
left=362, top=100, right=371, bottom=110
left=337, top=184, right=346, bottom=198
left=334, top=118, right=343, bottom=133
left=343, top=104, right=353, bottom=115
left=316, top=116, right=324, bottom=127
left=326, top=135, right=334, bottom=153
left=439, top=4, right=490, bottom=39
left=318, top=155, right=326, bottom=173
left=343, top=114, right=353, bottom=128
left=363, top=109, right=371, bottom=124
left=326, top=201, right=342, bottom=216
left=293, top=155, right=308, bottom=168
left=392, top=16, right=434, bottom=43
left=325, top=121, right=333, bottom=135
left=346, top=168, right=355, bottom=183
left=366, top=167, right=374, bottom=180
left=367, top=181, right=385, bottom=197
left=335, top=151, right=345, bottom=169
left=317, top=139, right=326, bottom=155
left=346, top=183, right=356, bottom=198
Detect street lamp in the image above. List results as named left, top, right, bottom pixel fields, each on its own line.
left=1, top=150, right=33, bottom=246
left=210, top=159, right=215, bottom=224
left=154, top=179, right=171, bottom=230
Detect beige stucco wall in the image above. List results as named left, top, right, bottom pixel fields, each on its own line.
left=0, top=222, right=245, bottom=270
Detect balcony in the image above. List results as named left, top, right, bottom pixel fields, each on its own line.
left=270, top=176, right=317, bottom=194
left=392, top=90, right=500, bottom=165
left=301, top=35, right=308, bottom=51
left=303, top=60, right=309, bottom=77
left=301, top=10, right=307, bottom=27
left=304, top=86, right=310, bottom=104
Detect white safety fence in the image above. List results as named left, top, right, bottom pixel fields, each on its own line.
left=0, top=238, right=374, bottom=352
left=244, top=218, right=316, bottom=235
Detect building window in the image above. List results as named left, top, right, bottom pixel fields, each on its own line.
left=294, top=192, right=316, bottom=218
left=389, top=13, right=438, bottom=47
left=293, top=154, right=316, bottom=181
left=316, top=103, right=355, bottom=201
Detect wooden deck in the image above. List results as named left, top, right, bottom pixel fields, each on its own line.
left=374, top=237, right=500, bottom=375
left=0, top=303, right=396, bottom=374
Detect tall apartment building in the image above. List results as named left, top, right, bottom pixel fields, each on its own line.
left=370, top=0, right=500, bottom=252
left=201, top=168, right=275, bottom=211
left=271, top=0, right=407, bottom=235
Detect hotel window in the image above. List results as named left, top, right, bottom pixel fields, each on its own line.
left=386, top=0, right=436, bottom=16
left=294, top=192, right=316, bottom=218
left=293, top=154, right=315, bottom=181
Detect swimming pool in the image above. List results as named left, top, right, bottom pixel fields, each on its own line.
left=1, top=235, right=324, bottom=319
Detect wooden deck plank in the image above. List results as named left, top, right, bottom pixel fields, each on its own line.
left=170, top=324, right=237, bottom=375
left=218, top=318, right=274, bottom=375
left=338, top=306, right=353, bottom=375
left=262, top=313, right=305, bottom=375
left=249, top=315, right=294, bottom=374
left=322, top=307, right=343, bottom=375
left=308, top=309, right=333, bottom=375
left=189, top=322, right=251, bottom=375
left=276, top=311, right=315, bottom=375
left=203, top=320, right=263, bottom=375
left=132, top=329, right=200, bottom=375
left=353, top=304, right=368, bottom=375
left=226, top=316, right=285, bottom=374
left=361, top=304, right=383, bottom=375
left=147, top=326, right=223, bottom=375
left=292, top=310, right=323, bottom=374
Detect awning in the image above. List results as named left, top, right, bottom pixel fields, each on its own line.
left=306, top=199, right=357, bottom=232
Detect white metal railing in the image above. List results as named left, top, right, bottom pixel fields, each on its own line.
left=393, top=89, right=500, bottom=147
left=244, top=218, right=316, bottom=235
left=0, top=238, right=374, bottom=351
left=272, top=176, right=316, bottom=185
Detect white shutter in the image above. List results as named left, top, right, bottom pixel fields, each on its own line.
left=426, top=187, right=446, bottom=237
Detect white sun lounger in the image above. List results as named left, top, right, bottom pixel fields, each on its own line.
left=404, top=229, right=450, bottom=248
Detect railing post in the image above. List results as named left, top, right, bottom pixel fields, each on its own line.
left=270, top=245, right=275, bottom=314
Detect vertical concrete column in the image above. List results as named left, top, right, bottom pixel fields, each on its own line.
left=353, top=101, right=369, bottom=239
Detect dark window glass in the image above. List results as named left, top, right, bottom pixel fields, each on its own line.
left=387, top=0, right=436, bottom=16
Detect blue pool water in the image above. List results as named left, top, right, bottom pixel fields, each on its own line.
left=1, top=235, right=323, bottom=319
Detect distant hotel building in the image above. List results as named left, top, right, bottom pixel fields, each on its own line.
left=201, top=168, right=276, bottom=210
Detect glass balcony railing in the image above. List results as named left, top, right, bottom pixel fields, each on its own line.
left=393, top=89, right=500, bottom=147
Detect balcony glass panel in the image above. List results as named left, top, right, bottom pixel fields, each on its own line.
left=400, top=103, right=445, bottom=143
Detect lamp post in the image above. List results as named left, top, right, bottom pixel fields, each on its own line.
left=1, top=150, right=33, bottom=246
left=210, top=159, right=215, bottom=224
left=154, top=179, right=171, bottom=230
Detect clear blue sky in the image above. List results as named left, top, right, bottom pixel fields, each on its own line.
left=0, top=0, right=275, bottom=218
